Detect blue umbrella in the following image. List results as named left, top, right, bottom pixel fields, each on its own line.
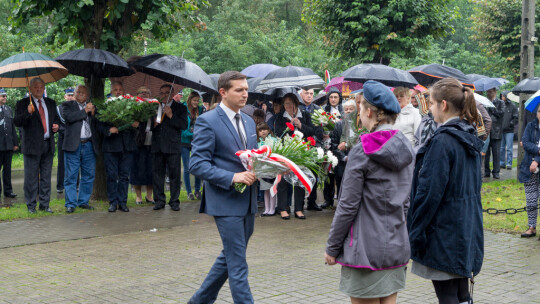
left=524, top=90, right=540, bottom=112
left=241, top=63, right=281, bottom=78
left=473, top=78, right=508, bottom=91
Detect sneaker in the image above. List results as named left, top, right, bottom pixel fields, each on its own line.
left=187, top=193, right=195, bottom=200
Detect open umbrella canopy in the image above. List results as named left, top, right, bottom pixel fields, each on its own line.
left=241, top=63, right=281, bottom=78
left=130, top=54, right=217, bottom=94
left=255, top=65, right=325, bottom=92
left=524, top=90, right=540, bottom=112
left=474, top=93, right=495, bottom=108
left=324, top=77, right=363, bottom=96
left=264, top=86, right=302, bottom=101
left=341, top=64, right=418, bottom=88
left=408, top=64, right=474, bottom=89
left=467, top=74, right=489, bottom=82
left=473, top=77, right=508, bottom=92
left=512, top=77, right=540, bottom=94
left=56, top=48, right=133, bottom=79
left=0, top=52, right=68, bottom=87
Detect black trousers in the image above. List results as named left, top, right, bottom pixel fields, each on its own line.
left=0, top=150, right=14, bottom=195
left=56, top=131, right=65, bottom=191
left=432, top=278, right=471, bottom=304
left=153, top=152, right=181, bottom=207
left=323, top=173, right=342, bottom=203
left=276, top=179, right=304, bottom=213
left=484, top=138, right=501, bottom=174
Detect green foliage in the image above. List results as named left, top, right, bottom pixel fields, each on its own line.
left=303, top=0, right=457, bottom=64
left=471, top=0, right=540, bottom=80
left=9, top=0, right=209, bottom=53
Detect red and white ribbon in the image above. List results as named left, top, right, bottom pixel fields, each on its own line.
left=236, top=145, right=313, bottom=197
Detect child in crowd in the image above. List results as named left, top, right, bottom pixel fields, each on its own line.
left=256, top=122, right=276, bottom=216
left=325, top=81, right=414, bottom=304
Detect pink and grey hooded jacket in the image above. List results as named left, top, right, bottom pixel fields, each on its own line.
left=326, top=124, right=415, bottom=271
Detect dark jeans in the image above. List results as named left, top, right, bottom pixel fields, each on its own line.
left=56, top=131, right=64, bottom=191
left=276, top=179, right=304, bottom=213
left=181, top=146, right=200, bottom=194
left=103, top=151, right=133, bottom=207
left=432, top=278, right=471, bottom=304
left=0, top=150, right=14, bottom=195
left=484, top=138, right=501, bottom=174
left=153, top=152, right=181, bottom=207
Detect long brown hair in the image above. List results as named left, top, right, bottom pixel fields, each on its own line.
left=430, top=78, right=479, bottom=123
left=186, top=92, right=201, bottom=119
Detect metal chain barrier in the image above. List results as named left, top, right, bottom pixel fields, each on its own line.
left=482, top=204, right=539, bottom=215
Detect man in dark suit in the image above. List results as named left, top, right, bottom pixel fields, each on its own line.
left=188, top=71, right=258, bottom=304
left=55, top=87, right=75, bottom=194
left=97, top=82, right=137, bottom=212
left=62, top=85, right=99, bottom=213
left=0, top=88, right=18, bottom=198
left=13, top=78, right=60, bottom=213
left=152, top=84, right=188, bottom=211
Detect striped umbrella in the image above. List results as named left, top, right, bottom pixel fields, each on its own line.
left=0, top=52, right=68, bottom=87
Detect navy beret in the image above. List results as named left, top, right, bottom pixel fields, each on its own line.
left=64, top=87, right=74, bottom=95
left=363, top=80, right=401, bottom=114
left=0, top=88, right=6, bottom=95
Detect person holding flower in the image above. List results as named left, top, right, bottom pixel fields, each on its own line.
left=98, top=81, right=138, bottom=213
left=325, top=80, right=414, bottom=304
left=181, top=91, right=205, bottom=200
left=131, top=86, right=154, bottom=205
left=274, top=92, right=319, bottom=219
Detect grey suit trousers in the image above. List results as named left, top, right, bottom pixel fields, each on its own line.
left=23, top=139, right=53, bottom=209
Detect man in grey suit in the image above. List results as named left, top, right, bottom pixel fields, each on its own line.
left=0, top=88, right=19, bottom=198
left=188, top=71, right=258, bottom=304
left=14, top=78, right=60, bottom=213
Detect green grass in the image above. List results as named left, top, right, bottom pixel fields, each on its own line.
left=0, top=191, right=191, bottom=222
left=11, top=152, right=58, bottom=169
left=481, top=179, right=529, bottom=234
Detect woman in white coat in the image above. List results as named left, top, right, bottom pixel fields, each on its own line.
left=393, top=87, right=421, bottom=146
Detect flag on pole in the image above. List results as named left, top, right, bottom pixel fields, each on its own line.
left=324, top=70, right=331, bottom=86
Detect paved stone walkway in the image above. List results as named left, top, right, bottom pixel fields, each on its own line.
left=0, top=201, right=539, bottom=304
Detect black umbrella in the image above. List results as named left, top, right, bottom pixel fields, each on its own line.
left=56, top=49, right=133, bottom=78
left=466, top=73, right=489, bottom=82
left=130, top=54, right=217, bottom=94
left=341, top=63, right=418, bottom=88
left=408, top=64, right=474, bottom=89
left=264, top=87, right=302, bottom=102
left=208, top=73, right=220, bottom=90
left=512, top=77, right=540, bottom=94
left=255, top=66, right=325, bottom=92
left=241, top=63, right=281, bottom=78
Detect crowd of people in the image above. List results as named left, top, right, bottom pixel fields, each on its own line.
left=0, top=70, right=538, bottom=304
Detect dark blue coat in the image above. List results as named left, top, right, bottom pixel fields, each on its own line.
left=519, top=118, right=540, bottom=183
left=408, top=119, right=484, bottom=278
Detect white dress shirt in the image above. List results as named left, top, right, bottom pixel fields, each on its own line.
left=78, top=102, right=92, bottom=139
left=220, top=102, right=246, bottom=143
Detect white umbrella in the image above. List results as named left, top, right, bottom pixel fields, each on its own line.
left=474, top=93, right=495, bottom=108
left=507, top=92, right=520, bottom=103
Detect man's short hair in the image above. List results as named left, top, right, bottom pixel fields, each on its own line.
left=218, top=71, right=247, bottom=91
left=111, top=81, right=123, bottom=88
left=29, top=78, right=45, bottom=86
left=160, top=84, right=173, bottom=91
left=75, top=84, right=88, bottom=94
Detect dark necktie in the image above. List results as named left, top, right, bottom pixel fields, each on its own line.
left=234, top=113, right=246, bottom=149
left=38, top=99, right=47, bottom=134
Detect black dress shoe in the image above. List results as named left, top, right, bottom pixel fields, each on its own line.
left=145, top=197, right=155, bottom=204
left=153, top=203, right=165, bottom=210
left=66, top=207, right=75, bottom=213
left=4, top=193, right=17, bottom=198
left=38, top=206, right=54, bottom=213
left=118, top=204, right=129, bottom=212
left=521, top=227, right=536, bottom=238
left=108, top=204, right=117, bottom=212
left=294, top=213, right=306, bottom=219
left=280, top=212, right=290, bottom=220
left=493, top=173, right=500, bottom=179
left=170, top=204, right=180, bottom=211
left=28, top=208, right=37, bottom=214
left=79, top=204, right=95, bottom=210
left=307, top=204, right=323, bottom=211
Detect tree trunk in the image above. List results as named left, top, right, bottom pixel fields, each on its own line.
left=87, top=78, right=108, bottom=201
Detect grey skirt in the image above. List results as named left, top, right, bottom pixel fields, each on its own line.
left=340, top=265, right=407, bottom=299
